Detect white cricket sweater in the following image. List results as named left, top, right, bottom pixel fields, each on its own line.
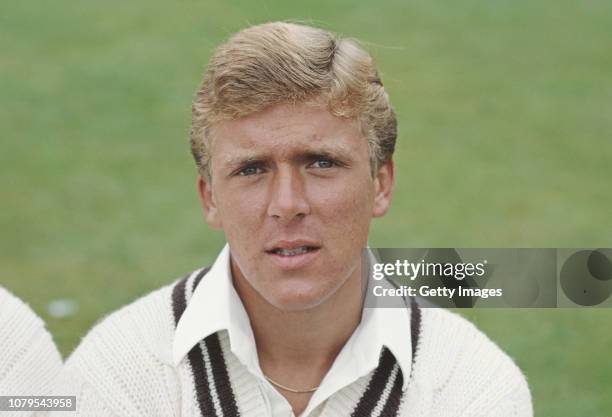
left=51, top=268, right=532, bottom=417
left=0, top=286, right=63, bottom=417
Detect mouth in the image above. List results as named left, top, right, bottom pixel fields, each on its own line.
left=267, top=245, right=319, bottom=257
left=265, top=242, right=321, bottom=270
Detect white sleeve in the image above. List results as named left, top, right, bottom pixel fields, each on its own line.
left=0, top=286, right=62, bottom=396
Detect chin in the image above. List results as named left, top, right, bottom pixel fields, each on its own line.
left=265, top=283, right=333, bottom=312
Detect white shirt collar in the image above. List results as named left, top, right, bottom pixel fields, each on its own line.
left=173, top=244, right=259, bottom=375
left=172, top=244, right=413, bottom=394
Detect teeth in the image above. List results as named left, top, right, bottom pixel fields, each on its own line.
left=273, top=246, right=311, bottom=256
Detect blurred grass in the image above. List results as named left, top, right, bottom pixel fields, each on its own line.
left=1, top=0, right=611, bottom=415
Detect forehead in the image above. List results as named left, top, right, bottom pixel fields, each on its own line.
left=209, top=102, right=366, bottom=158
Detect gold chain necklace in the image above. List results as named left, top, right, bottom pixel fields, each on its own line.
left=264, top=374, right=319, bottom=394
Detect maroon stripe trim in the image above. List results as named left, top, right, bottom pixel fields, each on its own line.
left=204, top=333, right=241, bottom=417
left=192, top=267, right=211, bottom=294
left=410, top=297, right=421, bottom=368
left=171, top=274, right=190, bottom=326
left=350, top=347, right=396, bottom=417
left=379, top=365, right=403, bottom=417
left=172, top=268, right=221, bottom=417
left=350, top=297, right=421, bottom=417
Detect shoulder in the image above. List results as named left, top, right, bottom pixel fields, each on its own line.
left=410, top=307, right=532, bottom=416
left=66, top=279, right=178, bottom=369
left=0, top=286, right=62, bottom=394
left=0, top=285, right=45, bottom=330
left=58, top=271, right=201, bottom=417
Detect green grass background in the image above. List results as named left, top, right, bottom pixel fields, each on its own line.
left=1, top=0, right=611, bottom=415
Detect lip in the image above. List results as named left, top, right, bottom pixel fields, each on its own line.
left=265, top=247, right=321, bottom=270
left=264, top=239, right=322, bottom=271
left=264, top=239, right=321, bottom=252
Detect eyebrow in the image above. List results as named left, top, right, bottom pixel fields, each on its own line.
left=220, top=144, right=353, bottom=171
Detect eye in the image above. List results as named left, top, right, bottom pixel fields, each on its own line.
left=310, top=158, right=335, bottom=169
left=237, top=166, right=262, bottom=176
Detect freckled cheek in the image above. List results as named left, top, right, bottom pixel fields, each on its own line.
left=217, top=189, right=268, bottom=237
left=311, top=184, right=373, bottom=241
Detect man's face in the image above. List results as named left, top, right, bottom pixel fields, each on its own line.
left=198, top=102, right=394, bottom=311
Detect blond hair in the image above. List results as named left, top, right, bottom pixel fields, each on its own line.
left=190, top=21, right=397, bottom=180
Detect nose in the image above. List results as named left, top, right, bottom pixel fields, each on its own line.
left=267, top=166, right=310, bottom=223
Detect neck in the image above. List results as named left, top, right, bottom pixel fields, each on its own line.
left=232, top=262, right=364, bottom=374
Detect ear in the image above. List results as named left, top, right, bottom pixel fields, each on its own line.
left=372, top=159, right=395, bottom=218
left=197, top=175, right=222, bottom=229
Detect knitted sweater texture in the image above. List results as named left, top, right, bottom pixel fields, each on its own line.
left=0, top=286, right=63, bottom=417
left=51, top=269, right=532, bottom=417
